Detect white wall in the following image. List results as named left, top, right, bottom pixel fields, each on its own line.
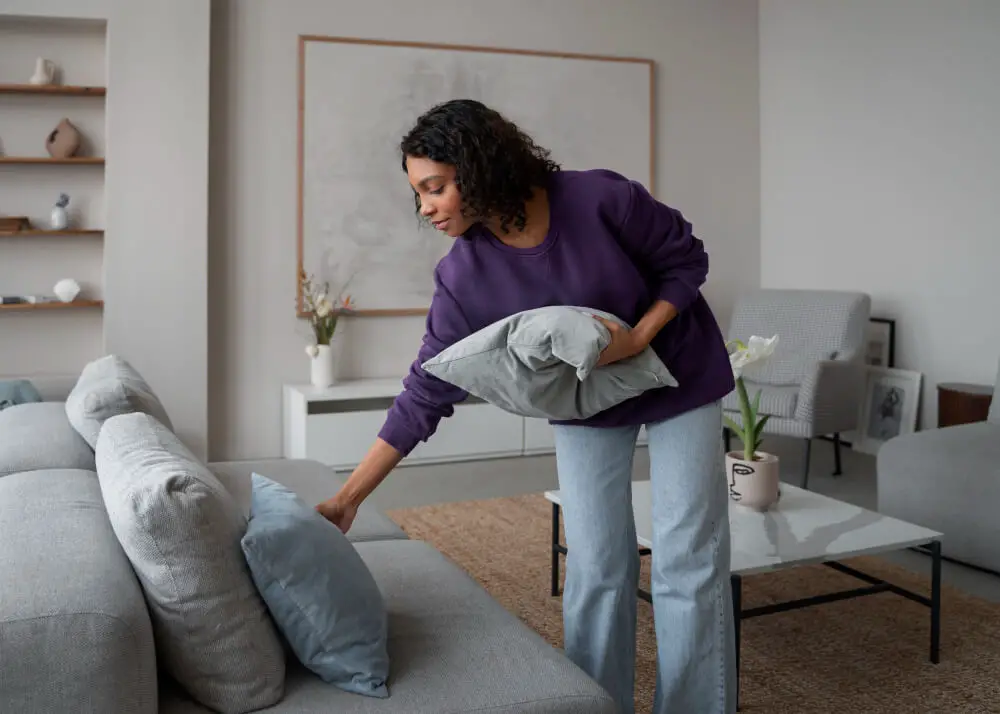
left=0, top=0, right=211, bottom=457
left=208, top=0, right=760, bottom=460
left=760, top=0, right=1000, bottom=429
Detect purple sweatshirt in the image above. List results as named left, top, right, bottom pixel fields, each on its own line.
left=378, top=169, right=735, bottom=456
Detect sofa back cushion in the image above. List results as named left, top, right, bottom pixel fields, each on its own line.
left=95, top=412, right=286, bottom=713
left=0, top=469, right=157, bottom=713
left=65, top=354, right=172, bottom=448
left=0, top=402, right=95, bottom=478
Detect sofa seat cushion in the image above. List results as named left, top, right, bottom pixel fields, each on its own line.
left=722, top=381, right=799, bottom=418
left=209, top=458, right=408, bottom=543
left=161, top=539, right=616, bottom=714
left=0, top=401, right=96, bottom=477
left=65, top=354, right=173, bottom=448
left=0, top=469, right=157, bottom=713
left=96, top=413, right=286, bottom=713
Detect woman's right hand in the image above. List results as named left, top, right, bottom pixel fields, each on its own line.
left=316, top=494, right=359, bottom=534
left=315, top=437, right=404, bottom=534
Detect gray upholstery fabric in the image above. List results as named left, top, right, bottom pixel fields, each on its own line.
left=208, top=458, right=408, bottom=543
left=65, top=354, right=173, bottom=448
left=161, top=539, right=616, bottom=714
left=421, top=306, right=677, bottom=420
left=96, top=412, right=286, bottom=713
left=0, top=469, right=157, bottom=713
left=0, top=401, right=95, bottom=477
left=722, top=382, right=798, bottom=418
left=989, top=358, right=1000, bottom=425
left=878, top=421, right=1000, bottom=572
left=724, top=289, right=871, bottom=439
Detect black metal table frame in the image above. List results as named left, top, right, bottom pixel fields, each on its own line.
left=550, top=502, right=942, bottom=704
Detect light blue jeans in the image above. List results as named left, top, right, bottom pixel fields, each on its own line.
left=552, top=400, right=736, bottom=714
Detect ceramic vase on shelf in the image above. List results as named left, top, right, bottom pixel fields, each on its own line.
left=307, top=334, right=342, bottom=389
left=726, top=451, right=780, bottom=511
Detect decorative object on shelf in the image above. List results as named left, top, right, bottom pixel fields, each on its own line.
left=724, top=334, right=781, bottom=511
left=299, top=269, right=355, bottom=389
left=29, top=57, right=56, bottom=85
left=53, top=278, right=81, bottom=303
left=0, top=216, right=31, bottom=233
left=853, top=366, right=923, bottom=455
left=50, top=193, right=70, bottom=230
left=45, top=118, right=81, bottom=159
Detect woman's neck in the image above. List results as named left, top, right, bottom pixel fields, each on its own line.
left=486, top=187, right=550, bottom=249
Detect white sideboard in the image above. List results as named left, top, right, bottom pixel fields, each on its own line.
left=283, top=379, right=646, bottom=471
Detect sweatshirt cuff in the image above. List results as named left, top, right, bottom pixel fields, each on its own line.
left=657, top=280, right=698, bottom=315
left=378, top=418, right=421, bottom=458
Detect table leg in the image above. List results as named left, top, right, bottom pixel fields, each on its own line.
left=931, top=539, right=941, bottom=663
left=551, top=502, right=560, bottom=597
left=731, top=573, right=742, bottom=710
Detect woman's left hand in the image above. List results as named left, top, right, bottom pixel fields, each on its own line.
left=594, top=316, right=646, bottom=366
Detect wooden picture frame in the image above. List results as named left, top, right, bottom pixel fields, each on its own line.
left=295, top=35, right=656, bottom=317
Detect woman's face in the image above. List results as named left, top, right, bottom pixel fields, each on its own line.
left=405, top=155, right=471, bottom=238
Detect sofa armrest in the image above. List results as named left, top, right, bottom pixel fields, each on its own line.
left=795, top=359, right=866, bottom=435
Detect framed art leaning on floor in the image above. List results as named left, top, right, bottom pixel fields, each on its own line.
left=853, top=366, right=922, bottom=455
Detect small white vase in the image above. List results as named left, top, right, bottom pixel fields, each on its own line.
left=309, top=344, right=337, bottom=389
left=29, top=58, right=55, bottom=85
left=726, top=451, right=781, bottom=511
left=50, top=206, right=68, bottom=230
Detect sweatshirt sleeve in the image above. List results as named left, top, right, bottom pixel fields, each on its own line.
left=614, top=177, right=709, bottom=314
left=377, top=267, right=472, bottom=456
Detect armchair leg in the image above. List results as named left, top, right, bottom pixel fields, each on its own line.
left=802, top=438, right=812, bottom=490
left=724, top=427, right=731, bottom=454
left=832, top=432, right=843, bottom=476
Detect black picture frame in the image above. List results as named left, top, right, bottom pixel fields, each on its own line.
left=866, top=317, right=896, bottom=369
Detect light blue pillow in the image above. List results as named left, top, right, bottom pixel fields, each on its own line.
left=0, top=379, right=42, bottom=411
left=240, top=473, right=390, bottom=698
left=421, top=305, right=678, bottom=420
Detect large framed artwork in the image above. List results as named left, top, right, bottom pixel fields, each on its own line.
left=296, top=35, right=655, bottom=316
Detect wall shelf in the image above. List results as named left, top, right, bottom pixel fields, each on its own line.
left=0, top=299, right=103, bottom=312
left=0, top=229, right=103, bottom=237
left=0, top=83, right=105, bottom=97
left=0, top=156, right=104, bottom=165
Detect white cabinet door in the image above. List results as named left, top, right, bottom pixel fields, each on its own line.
left=523, top=417, right=556, bottom=454
left=408, top=402, right=523, bottom=463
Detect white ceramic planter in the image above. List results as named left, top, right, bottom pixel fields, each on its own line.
left=725, top=451, right=780, bottom=511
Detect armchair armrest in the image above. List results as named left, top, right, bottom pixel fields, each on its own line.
left=795, top=358, right=866, bottom=435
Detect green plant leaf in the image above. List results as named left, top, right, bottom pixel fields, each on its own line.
left=723, top=414, right=744, bottom=441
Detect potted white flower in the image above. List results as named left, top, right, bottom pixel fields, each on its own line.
left=299, top=269, right=355, bottom=388
left=724, top=335, right=781, bottom=510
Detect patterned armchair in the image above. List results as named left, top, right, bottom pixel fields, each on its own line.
left=722, top=289, right=872, bottom=488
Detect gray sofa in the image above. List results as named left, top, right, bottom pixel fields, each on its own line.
left=0, top=357, right=615, bottom=714
left=878, top=357, right=1000, bottom=573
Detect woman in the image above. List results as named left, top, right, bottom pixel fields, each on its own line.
left=317, top=99, right=737, bottom=714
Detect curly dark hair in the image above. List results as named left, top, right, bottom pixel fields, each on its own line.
left=400, top=99, right=560, bottom=234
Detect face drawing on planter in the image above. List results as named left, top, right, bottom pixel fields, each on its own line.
left=729, top=462, right=755, bottom=501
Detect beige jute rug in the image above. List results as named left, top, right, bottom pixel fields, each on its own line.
left=387, top=493, right=1000, bottom=713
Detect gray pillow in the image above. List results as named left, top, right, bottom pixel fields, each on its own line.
left=241, top=473, right=390, bottom=698
left=0, top=402, right=95, bottom=477
left=66, top=354, right=173, bottom=448
left=421, top=306, right=678, bottom=420
left=95, top=412, right=285, bottom=713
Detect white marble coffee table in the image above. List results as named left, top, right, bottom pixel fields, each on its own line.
left=545, top=481, right=943, bottom=699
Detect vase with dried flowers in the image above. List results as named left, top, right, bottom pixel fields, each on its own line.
left=299, top=269, right=355, bottom=388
